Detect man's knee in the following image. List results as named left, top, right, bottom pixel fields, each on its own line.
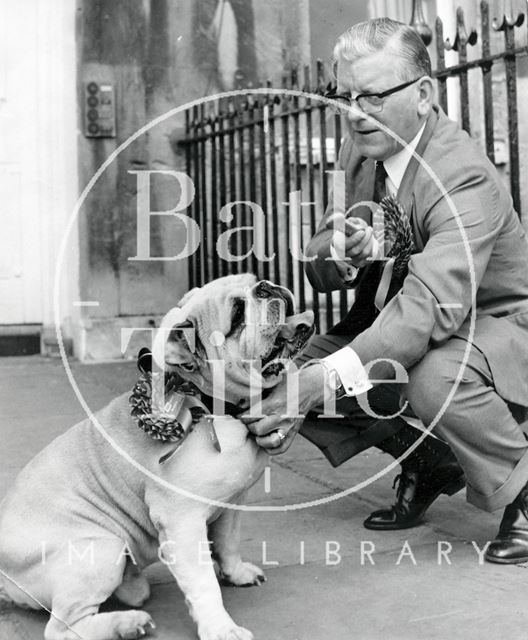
left=406, top=347, right=464, bottom=424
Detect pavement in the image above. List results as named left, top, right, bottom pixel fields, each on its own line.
left=0, top=355, right=527, bottom=640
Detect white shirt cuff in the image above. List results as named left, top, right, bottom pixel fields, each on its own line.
left=322, top=347, right=372, bottom=396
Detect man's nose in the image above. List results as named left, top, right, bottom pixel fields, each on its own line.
left=345, top=103, right=366, bottom=125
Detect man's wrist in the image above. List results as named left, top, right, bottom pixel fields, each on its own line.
left=300, top=361, right=347, bottom=405
left=298, top=363, right=328, bottom=407
left=317, top=360, right=347, bottom=398
left=322, top=347, right=372, bottom=396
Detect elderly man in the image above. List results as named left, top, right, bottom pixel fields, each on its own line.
left=242, top=17, right=528, bottom=564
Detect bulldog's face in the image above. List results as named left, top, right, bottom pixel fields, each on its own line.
left=156, top=274, right=314, bottom=405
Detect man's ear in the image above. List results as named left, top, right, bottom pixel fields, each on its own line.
left=417, top=76, right=435, bottom=117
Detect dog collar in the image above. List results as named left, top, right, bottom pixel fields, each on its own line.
left=198, top=393, right=246, bottom=419
left=129, top=349, right=221, bottom=461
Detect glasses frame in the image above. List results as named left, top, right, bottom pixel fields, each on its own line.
left=324, top=76, right=423, bottom=114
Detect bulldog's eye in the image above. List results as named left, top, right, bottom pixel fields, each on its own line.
left=179, top=362, right=195, bottom=372
left=231, top=298, right=246, bottom=329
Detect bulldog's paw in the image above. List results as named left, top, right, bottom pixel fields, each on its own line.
left=220, top=561, right=266, bottom=587
left=198, top=621, right=254, bottom=640
left=115, top=610, right=156, bottom=639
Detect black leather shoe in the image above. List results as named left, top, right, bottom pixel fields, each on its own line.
left=485, top=484, right=528, bottom=564
left=363, top=454, right=465, bottom=530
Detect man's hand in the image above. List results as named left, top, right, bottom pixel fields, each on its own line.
left=327, top=213, right=377, bottom=268
left=240, top=364, right=326, bottom=455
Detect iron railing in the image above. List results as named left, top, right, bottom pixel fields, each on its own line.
left=181, top=0, right=528, bottom=331
left=433, top=1, right=527, bottom=214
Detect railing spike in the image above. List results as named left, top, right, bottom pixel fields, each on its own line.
left=445, top=6, right=478, bottom=51
left=316, top=59, right=325, bottom=92
left=435, top=15, right=445, bottom=55
left=303, top=64, right=311, bottom=93
left=410, top=0, right=433, bottom=46
left=291, top=66, right=299, bottom=90
left=492, top=0, right=525, bottom=30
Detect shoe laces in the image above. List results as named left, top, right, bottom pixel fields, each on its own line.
left=389, top=471, right=418, bottom=516
left=392, top=472, right=416, bottom=499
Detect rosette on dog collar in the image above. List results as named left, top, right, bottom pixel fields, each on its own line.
left=129, top=349, right=221, bottom=460
left=129, top=371, right=201, bottom=442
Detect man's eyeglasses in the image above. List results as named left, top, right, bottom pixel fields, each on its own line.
left=324, top=77, right=423, bottom=115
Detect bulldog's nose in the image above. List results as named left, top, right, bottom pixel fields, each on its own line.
left=280, top=310, right=315, bottom=339
left=254, top=281, right=272, bottom=298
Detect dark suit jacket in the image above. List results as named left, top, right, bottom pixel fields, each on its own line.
left=303, top=106, right=528, bottom=462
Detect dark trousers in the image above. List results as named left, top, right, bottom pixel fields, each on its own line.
left=297, top=334, right=528, bottom=512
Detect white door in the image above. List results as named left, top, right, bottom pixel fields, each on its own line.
left=0, top=2, right=44, bottom=325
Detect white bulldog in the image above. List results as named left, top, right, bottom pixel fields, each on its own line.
left=0, top=274, right=314, bottom=640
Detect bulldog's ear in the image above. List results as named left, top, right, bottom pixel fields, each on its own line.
left=177, top=287, right=200, bottom=308
left=165, top=321, right=196, bottom=369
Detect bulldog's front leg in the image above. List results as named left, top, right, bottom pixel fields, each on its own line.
left=156, top=514, right=253, bottom=640
left=209, top=493, right=265, bottom=587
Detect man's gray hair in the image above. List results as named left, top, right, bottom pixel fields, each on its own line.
left=333, top=18, right=432, bottom=80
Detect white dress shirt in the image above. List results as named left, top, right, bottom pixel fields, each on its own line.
left=384, top=122, right=426, bottom=195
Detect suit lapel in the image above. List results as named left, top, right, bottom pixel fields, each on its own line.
left=397, top=107, right=438, bottom=208
left=344, top=107, right=439, bottom=233
left=397, top=107, right=439, bottom=251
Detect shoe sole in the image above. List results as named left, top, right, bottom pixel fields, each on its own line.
left=363, top=474, right=466, bottom=531
left=485, top=554, right=528, bottom=565
left=363, top=519, right=424, bottom=531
